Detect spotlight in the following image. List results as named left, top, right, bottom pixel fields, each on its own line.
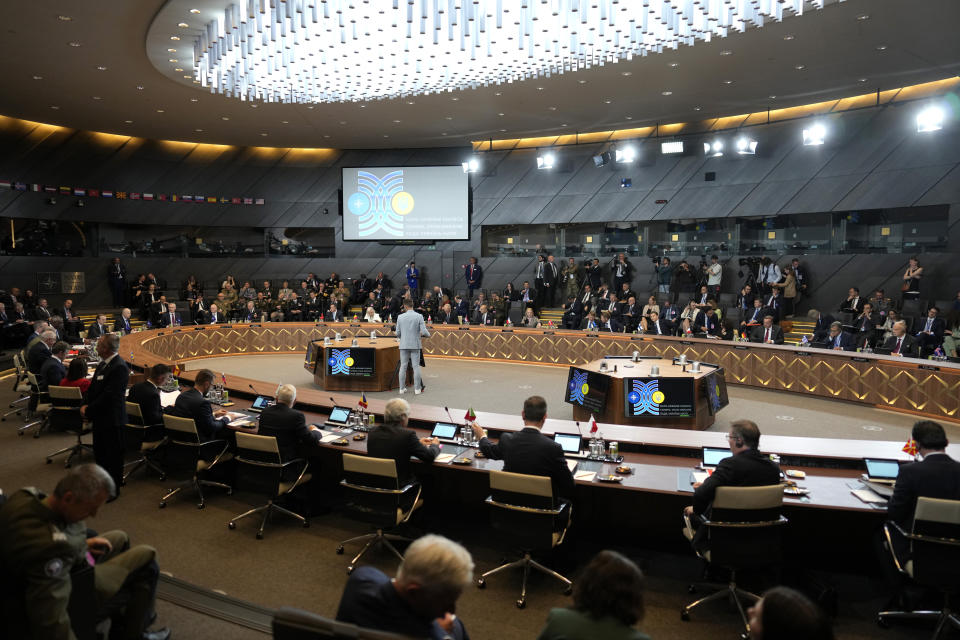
left=536, top=152, right=555, bottom=170
left=703, top=140, right=724, bottom=157
left=916, top=106, right=944, bottom=133
left=802, top=123, right=827, bottom=146
left=661, top=140, right=684, bottom=155
left=592, top=151, right=611, bottom=167
left=735, top=137, right=758, bottom=155
left=615, top=146, right=637, bottom=163
left=461, top=156, right=482, bottom=173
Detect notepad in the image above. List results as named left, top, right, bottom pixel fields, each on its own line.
left=160, top=390, right=181, bottom=408
left=320, top=433, right=347, bottom=443
left=566, top=459, right=578, bottom=473
left=228, top=417, right=254, bottom=427
left=851, top=489, right=888, bottom=505
left=574, top=471, right=596, bottom=482
left=691, top=471, right=710, bottom=484
left=435, top=453, right=456, bottom=464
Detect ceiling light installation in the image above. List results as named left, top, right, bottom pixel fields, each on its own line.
left=916, top=106, right=944, bottom=133
left=703, top=140, right=724, bottom=157
left=615, top=146, right=637, bottom=163
left=193, top=0, right=826, bottom=104
left=735, top=137, right=758, bottom=154
left=802, top=122, right=827, bottom=146
left=537, top=152, right=556, bottom=170
left=461, top=156, right=482, bottom=173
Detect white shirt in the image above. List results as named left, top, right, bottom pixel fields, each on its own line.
left=707, top=263, right=722, bottom=286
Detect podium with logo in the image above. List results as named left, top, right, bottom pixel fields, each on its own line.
left=566, top=357, right=726, bottom=430
left=305, top=336, right=401, bottom=392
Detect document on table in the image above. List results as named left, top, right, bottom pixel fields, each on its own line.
left=317, top=430, right=348, bottom=443
left=691, top=471, right=710, bottom=484
left=851, top=488, right=888, bottom=505
left=435, top=453, right=456, bottom=464
left=160, top=390, right=181, bottom=408
left=566, top=459, right=578, bottom=473
left=574, top=471, right=597, bottom=482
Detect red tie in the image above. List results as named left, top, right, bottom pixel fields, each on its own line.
left=765, top=328, right=770, bottom=343
left=895, top=338, right=902, bottom=354
left=170, top=314, right=175, bottom=325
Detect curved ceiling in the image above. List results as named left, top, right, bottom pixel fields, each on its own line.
left=0, top=0, right=957, bottom=149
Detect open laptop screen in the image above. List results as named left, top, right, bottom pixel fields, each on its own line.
left=251, top=396, right=272, bottom=411
left=431, top=422, right=458, bottom=439
left=327, top=406, right=352, bottom=424
left=554, top=433, right=582, bottom=454
left=865, top=458, right=900, bottom=481
left=702, top=446, right=733, bottom=467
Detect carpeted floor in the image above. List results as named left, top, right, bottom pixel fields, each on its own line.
left=0, top=373, right=948, bottom=640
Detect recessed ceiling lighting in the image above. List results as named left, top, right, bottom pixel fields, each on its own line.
left=156, top=109, right=165, bottom=113
left=723, top=80, right=734, bottom=85
left=339, top=121, right=347, bottom=125
left=668, top=62, right=679, bottom=68
left=694, top=106, right=702, bottom=111
left=561, top=124, right=568, bottom=127
left=625, top=116, right=633, bottom=120
left=661, top=90, right=673, bottom=96
left=50, top=105, right=60, bottom=110
left=497, top=112, right=505, bottom=116
left=190, top=97, right=199, bottom=102
left=499, top=128, right=507, bottom=132
left=548, top=106, right=557, bottom=111
left=136, top=85, right=144, bottom=90
left=306, top=105, right=314, bottom=109
left=170, top=36, right=180, bottom=41
left=392, top=119, right=401, bottom=123
left=221, top=116, right=230, bottom=120
left=857, top=14, right=870, bottom=20
left=68, top=42, right=81, bottom=47
left=783, top=34, right=795, bottom=41
left=323, top=134, right=331, bottom=138
left=189, top=8, right=201, bottom=14
left=604, top=99, right=612, bottom=104
left=451, top=96, right=460, bottom=100
left=720, top=49, right=733, bottom=56
left=260, top=133, right=268, bottom=136
left=858, top=77, right=868, bottom=82
left=445, top=116, right=453, bottom=120
left=406, top=101, right=415, bottom=105
left=794, top=64, right=806, bottom=70
left=281, top=120, right=289, bottom=124
left=536, top=86, right=544, bottom=90
left=875, top=44, right=887, bottom=51
left=168, top=59, right=178, bottom=63
left=494, top=91, right=502, bottom=95
left=578, top=79, right=587, bottom=84
left=92, top=96, right=101, bottom=100
left=195, top=128, right=203, bottom=132
left=32, top=75, right=42, bottom=80
left=442, top=132, right=448, bottom=136
left=175, top=68, right=183, bottom=72
left=58, top=15, right=72, bottom=21
left=249, top=103, right=258, bottom=108
left=359, top=104, right=366, bottom=108
left=383, top=134, right=389, bottom=138
left=183, top=75, right=191, bottom=79
left=621, top=71, right=632, bottom=76
left=768, top=95, right=777, bottom=99
left=96, top=66, right=107, bottom=71
left=178, top=22, right=189, bottom=28
left=192, top=80, right=200, bottom=84
left=124, top=120, right=133, bottom=124
left=167, top=48, right=177, bottom=53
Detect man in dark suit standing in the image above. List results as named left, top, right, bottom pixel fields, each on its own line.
left=586, top=258, right=602, bottom=290
left=882, top=320, right=920, bottom=358
left=683, top=420, right=780, bottom=550
left=127, top=364, right=172, bottom=427
left=544, top=255, right=559, bottom=308
left=171, top=368, right=231, bottom=441
left=887, top=421, right=960, bottom=528
left=82, top=334, right=130, bottom=496
left=368, top=398, right=439, bottom=487
left=39, top=341, right=68, bottom=391
left=87, top=314, right=111, bottom=340
left=533, top=255, right=548, bottom=313
left=256, top=384, right=321, bottom=461
left=749, top=315, right=784, bottom=345
left=472, top=396, right=575, bottom=502
left=465, top=257, right=483, bottom=300
left=108, top=257, right=127, bottom=307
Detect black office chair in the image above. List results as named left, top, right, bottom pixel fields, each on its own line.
left=681, top=484, right=787, bottom=635
left=879, top=497, right=960, bottom=638
left=476, top=470, right=573, bottom=609
left=44, top=386, right=94, bottom=468
left=158, top=414, right=233, bottom=509
left=272, top=606, right=420, bottom=640
left=228, top=432, right=311, bottom=539
left=122, top=402, right=167, bottom=483
left=336, top=453, right=421, bottom=574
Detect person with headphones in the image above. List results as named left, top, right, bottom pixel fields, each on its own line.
left=682, top=420, right=781, bottom=550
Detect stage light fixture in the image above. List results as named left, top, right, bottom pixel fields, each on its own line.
left=802, top=123, right=827, bottom=146
left=615, top=146, right=637, bottom=163
left=703, top=140, right=724, bottom=157
left=661, top=141, right=684, bottom=155
left=916, top=106, right=944, bottom=133
left=461, top=157, right=482, bottom=173
left=736, top=137, right=758, bottom=154
left=537, top=152, right=556, bottom=170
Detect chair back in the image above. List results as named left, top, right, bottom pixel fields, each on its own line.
left=909, top=497, right=960, bottom=590
left=486, top=470, right=560, bottom=551
left=124, top=402, right=165, bottom=452
left=162, top=414, right=203, bottom=477
left=235, top=433, right=285, bottom=497
left=47, top=386, right=84, bottom=433
left=272, top=606, right=420, bottom=640
left=340, top=453, right=405, bottom=527
left=705, top=484, right=786, bottom=570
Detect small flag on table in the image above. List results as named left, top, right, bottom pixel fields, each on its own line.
left=464, top=407, right=476, bottom=422
left=59, top=186, right=71, bottom=194
left=173, top=364, right=181, bottom=377
left=358, top=392, right=368, bottom=409
left=130, top=192, right=141, bottom=200
left=589, top=414, right=598, bottom=434
left=221, top=373, right=227, bottom=387
left=206, top=196, right=217, bottom=203
left=902, top=438, right=918, bottom=457
left=143, top=193, right=154, bottom=201
left=0, top=180, right=11, bottom=189
left=88, top=189, right=100, bottom=197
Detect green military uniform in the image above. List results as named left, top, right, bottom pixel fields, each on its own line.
left=0, top=488, right=158, bottom=640
left=562, top=262, right=582, bottom=298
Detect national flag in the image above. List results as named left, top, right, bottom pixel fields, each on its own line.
left=30, top=184, right=41, bottom=192
left=130, top=192, right=141, bottom=200
left=173, top=364, right=181, bottom=377
left=170, top=194, right=178, bottom=202
left=181, top=195, right=192, bottom=202
left=464, top=406, right=476, bottom=422
left=73, top=188, right=86, bottom=197
left=221, top=373, right=227, bottom=386
left=116, top=191, right=127, bottom=200
left=589, top=414, right=598, bottom=434
left=219, top=196, right=229, bottom=204
left=231, top=197, right=241, bottom=204
left=59, top=186, right=71, bottom=194
left=243, top=197, right=253, bottom=205
left=102, top=190, right=114, bottom=198
left=0, top=180, right=10, bottom=189
left=158, top=194, right=168, bottom=201
left=194, top=195, right=204, bottom=202
left=14, top=182, right=26, bottom=191
left=358, top=392, right=368, bottom=409
left=44, top=185, right=57, bottom=193
left=902, top=439, right=918, bottom=456
left=88, top=189, right=99, bottom=197
left=254, top=198, right=265, bottom=205
left=206, top=196, right=217, bottom=203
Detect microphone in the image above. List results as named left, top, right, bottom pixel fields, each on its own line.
left=330, top=396, right=338, bottom=407
left=445, top=406, right=460, bottom=426
left=249, top=384, right=258, bottom=396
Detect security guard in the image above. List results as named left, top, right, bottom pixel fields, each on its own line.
left=0, top=464, right=170, bottom=640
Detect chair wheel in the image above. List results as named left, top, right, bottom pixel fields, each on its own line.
left=33, top=432, right=40, bottom=439
left=336, top=545, right=345, bottom=554
left=46, top=458, right=52, bottom=464
left=688, top=584, right=697, bottom=593
left=877, top=615, right=890, bottom=629
left=159, top=502, right=166, bottom=508
left=197, top=503, right=205, bottom=509
left=18, top=431, right=23, bottom=435
left=302, top=521, right=310, bottom=528
left=516, top=599, right=525, bottom=609
left=563, top=585, right=573, bottom=596
left=226, top=489, right=233, bottom=495
left=681, top=610, right=690, bottom=622
left=476, top=578, right=486, bottom=589
left=159, top=473, right=166, bottom=481
left=256, top=532, right=263, bottom=540
left=346, top=565, right=355, bottom=575
left=228, top=522, right=236, bottom=530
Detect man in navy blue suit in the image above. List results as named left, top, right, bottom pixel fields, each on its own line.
left=464, top=257, right=482, bottom=300
left=915, top=306, right=945, bottom=354
left=113, top=307, right=133, bottom=334
left=820, top=321, right=855, bottom=351
left=159, top=303, right=182, bottom=328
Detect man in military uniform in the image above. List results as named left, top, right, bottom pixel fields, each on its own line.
left=0, top=464, right=170, bottom=640
left=561, top=257, right=581, bottom=299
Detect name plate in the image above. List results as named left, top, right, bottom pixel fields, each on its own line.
left=501, top=329, right=513, bottom=333
left=681, top=341, right=692, bottom=345
left=794, top=351, right=811, bottom=357
left=919, top=364, right=940, bottom=371
left=542, top=331, right=555, bottom=335
left=586, top=333, right=599, bottom=338
left=458, top=326, right=471, bottom=331
left=851, top=357, right=868, bottom=363
left=193, top=326, right=204, bottom=331
left=734, top=345, right=748, bottom=350
left=630, top=336, right=646, bottom=341
left=222, top=324, right=233, bottom=329
left=350, top=323, right=361, bottom=327
left=172, top=329, right=181, bottom=333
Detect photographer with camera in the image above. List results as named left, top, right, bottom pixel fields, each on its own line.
left=654, top=257, right=673, bottom=296
left=671, top=260, right=697, bottom=304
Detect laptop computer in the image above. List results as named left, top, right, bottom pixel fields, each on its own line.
left=325, top=406, right=353, bottom=428
left=431, top=422, right=460, bottom=443
left=248, top=395, right=274, bottom=413
left=554, top=432, right=586, bottom=459
left=864, top=458, right=900, bottom=485
left=702, top=446, right=733, bottom=468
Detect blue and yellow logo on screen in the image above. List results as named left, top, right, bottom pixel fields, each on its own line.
left=348, top=170, right=414, bottom=238
left=328, top=349, right=353, bottom=374
left=568, top=370, right=589, bottom=405
left=628, top=379, right=664, bottom=416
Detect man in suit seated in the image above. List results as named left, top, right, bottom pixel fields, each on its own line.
left=819, top=321, right=855, bottom=351
left=113, top=307, right=134, bottom=334
left=683, top=420, right=781, bottom=550
left=644, top=310, right=673, bottom=336
left=325, top=303, right=343, bottom=323
left=367, top=397, right=439, bottom=490
left=839, top=287, right=865, bottom=315
left=241, top=300, right=259, bottom=323
left=581, top=311, right=599, bottom=332
left=472, top=304, right=496, bottom=326
left=159, top=303, right=182, bottom=328
left=598, top=310, right=622, bottom=333
left=749, top=315, right=784, bottom=345
left=619, top=295, right=640, bottom=332
left=170, top=368, right=231, bottom=441
left=700, top=307, right=726, bottom=340
left=806, top=308, right=836, bottom=343
left=256, top=383, right=322, bottom=461
left=882, top=320, right=920, bottom=358
left=437, top=303, right=458, bottom=325
left=206, top=303, right=223, bottom=324
left=740, top=298, right=767, bottom=333
left=127, top=363, right=171, bottom=428
left=762, top=289, right=783, bottom=323
left=452, top=294, right=468, bottom=322
left=888, top=420, right=960, bottom=528
left=336, top=534, right=473, bottom=640
left=28, top=329, right=56, bottom=374
left=39, top=340, right=68, bottom=392
left=472, top=396, right=575, bottom=513
left=915, top=306, right=945, bottom=355
left=87, top=314, right=112, bottom=339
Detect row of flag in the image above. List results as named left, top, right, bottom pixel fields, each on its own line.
left=0, top=179, right=265, bottom=205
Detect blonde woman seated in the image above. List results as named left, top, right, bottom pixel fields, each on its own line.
left=522, top=307, right=541, bottom=328
left=641, top=295, right=659, bottom=320
left=363, top=306, right=382, bottom=323
left=879, top=309, right=900, bottom=341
